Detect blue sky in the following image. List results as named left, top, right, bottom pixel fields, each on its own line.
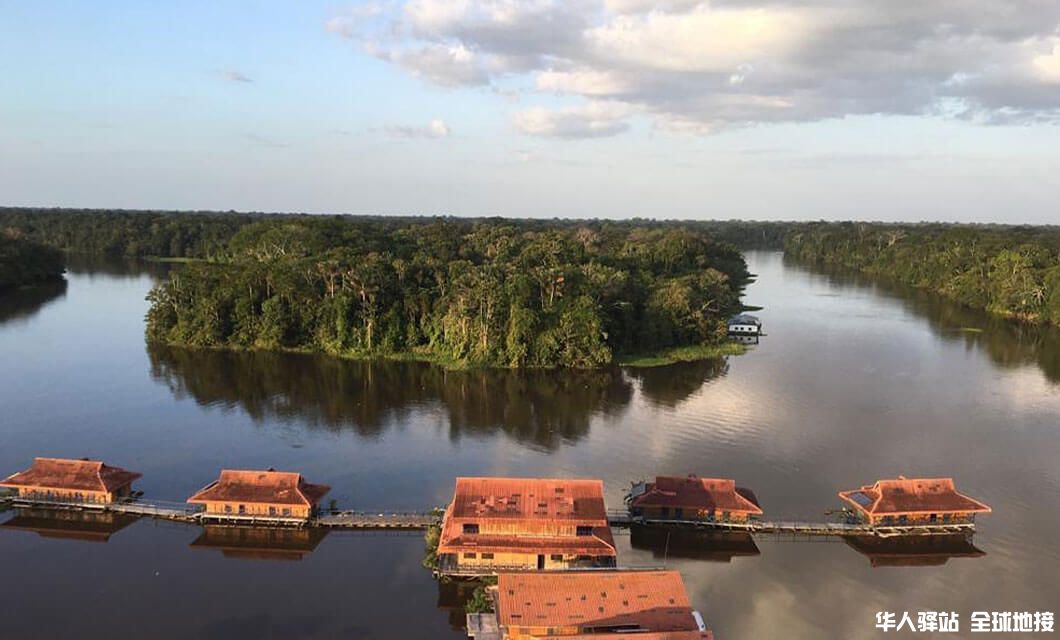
left=2, top=0, right=1059, bottom=222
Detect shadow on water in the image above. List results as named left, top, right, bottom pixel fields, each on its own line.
left=841, top=534, right=986, bottom=568
left=1, top=507, right=138, bottom=543
left=64, top=253, right=172, bottom=279
left=785, top=255, right=1060, bottom=384
left=629, top=524, right=761, bottom=563
left=0, top=280, right=68, bottom=325
left=147, top=345, right=732, bottom=450
left=189, top=525, right=330, bottom=561
left=624, top=358, right=731, bottom=408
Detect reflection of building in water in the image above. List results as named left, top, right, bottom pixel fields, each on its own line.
left=437, top=579, right=482, bottom=631
left=630, top=524, right=760, bottom=563
left=2, top=507, right=138, bottom=543
left=628, top=475, right=763, bottom=524
left=437, top=477, right=616, bottom=575
left=843, top=534, right=985, bottom=567
left=187, top=469, right=330, bottom=523
left=190, top=525, right=328, bottom=561
left=467, top=571, right=713, bottom=639
left=1, top=457, right=141, bottom=505
left=838, top=477, right=991, bottom=526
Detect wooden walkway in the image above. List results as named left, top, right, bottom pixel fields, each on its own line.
left=619, top=515, right=976, bottom=538
left=3, top=497, right=973, bottom=538
left=316, top=511, right=440, bottom=529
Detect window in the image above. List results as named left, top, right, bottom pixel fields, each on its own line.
left=464, top=553, right=477, bottom=559
left=463, top=523, right=480, bottom=534
left=269, top=506, right=277, bottom=516
left=481, top=553, right=494, bottom=560
left=238, top=504, right=246, bottom=515
left=550, top=554, right=564, bottom=561
left=576, top=526, right=593, bottom=536
left=282, top=508, right=291, bottom=516
left=224, top=504, right=232, bottom=514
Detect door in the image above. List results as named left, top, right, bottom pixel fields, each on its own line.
left=537, top=554, right=545, bottom=570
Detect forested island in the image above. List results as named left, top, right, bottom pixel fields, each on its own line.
left=786, top=223, right=1060, bottom=326
left=3, top=209, right=1058, bottom=363
left=140, top=218, right=748, bottom=368
left=0, top=229, right=65, bottom=291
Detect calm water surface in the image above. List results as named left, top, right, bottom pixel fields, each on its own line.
left=1, top=252, right=1058, bottom=639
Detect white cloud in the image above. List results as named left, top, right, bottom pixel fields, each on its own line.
left=385, top=118, right=452, bottom=139
left=328, top=0, right=1060, bottom=137
left=513, top=102, right=632, bottom=138
left=1032, top=40, right=1060, bottom=83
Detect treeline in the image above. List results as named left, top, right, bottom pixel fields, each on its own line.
left=145, top=218, right=748, bottom=368
left=0, top=229, right=65, bottom=290
left=0, top=208, right=255, bottom=258
left=786, top=222, right=1060, bottom=325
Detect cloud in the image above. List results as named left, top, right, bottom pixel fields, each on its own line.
left=513, top=102, right=631, bottom=138
left=329, top=0, right=1060, bottom=137
left=223, top=70, right=253, bottom=83
left=385, top=118, right=452, bottom=139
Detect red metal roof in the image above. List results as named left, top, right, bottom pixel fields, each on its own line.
left=0, top=457, right=141, bottom=493
left=838, top=477, right=991, bottom=516
left=630, top=475, right=763, bottom=516
left=439, top=477, right=614, bottom=557
left=186, top=469, right=330, bottom=507
left=448, top=477, right=609, bottom=521
left=438, top=527, right=616, bottom=556
left=495, top=571, right=712, bottom=639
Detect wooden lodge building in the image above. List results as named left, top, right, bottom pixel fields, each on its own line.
left=466, top=570, right=713, bottom=640
left=0, top=457, right=141, bottom=505
left=838, top=477, right=991, bottom=526
left=627, top=475, right=763, bottom=524
left=437, top=477, right=617, bottom=575
left=186, top=469, right=330, bottom=524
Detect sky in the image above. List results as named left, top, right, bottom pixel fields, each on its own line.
left=2, top=0, right=1060, bottom=223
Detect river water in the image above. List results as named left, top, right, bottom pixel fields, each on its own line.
left=0, top=251, right=1057, bottom=639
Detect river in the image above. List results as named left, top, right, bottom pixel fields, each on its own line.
left=0, top=251, right=1057, bottom=639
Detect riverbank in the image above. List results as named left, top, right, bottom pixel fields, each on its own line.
left=147, top=340, right=748, bottom=371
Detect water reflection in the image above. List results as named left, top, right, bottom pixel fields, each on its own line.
left=786, top=256, right=1060, bottom=383
left=842, top=534, right=985, bottom=568
left=1, top=507, right=137, bottom=543
left=624, top=358, right=730, bottom=408
left=189, top=525, right=329, bottom=561
left=629, top=525, right=761, bottom=563
left=436, top=580, right=479, bottom=631
left=0, top=280, right=67, bottom=325
left=149, top=346, right=728, bottom=449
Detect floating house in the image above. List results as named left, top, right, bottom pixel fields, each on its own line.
left=436, top=477, right=616, bottom=575
left=186, top=469, right=330, bottom=523
left=466, top=570, right=713, bottom=640
left=838, top=477, right=991, bottom=526
left=727, top=313, right=761, bottom=336
left=0, top=457, right=141, bottom=505
left=627, top=475, right=763, bottom=524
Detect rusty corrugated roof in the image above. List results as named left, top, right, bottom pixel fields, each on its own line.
left=630, top=476, right=763, bottom=515
left=495, top=571, right=711, bottom=638
left=186, top=469, right=330, bottom=507
left=0, top=457, right=141, bottom=493
left=838, top=477, right=991, bottom=516
left=448, top=477, right=608, bottom=521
